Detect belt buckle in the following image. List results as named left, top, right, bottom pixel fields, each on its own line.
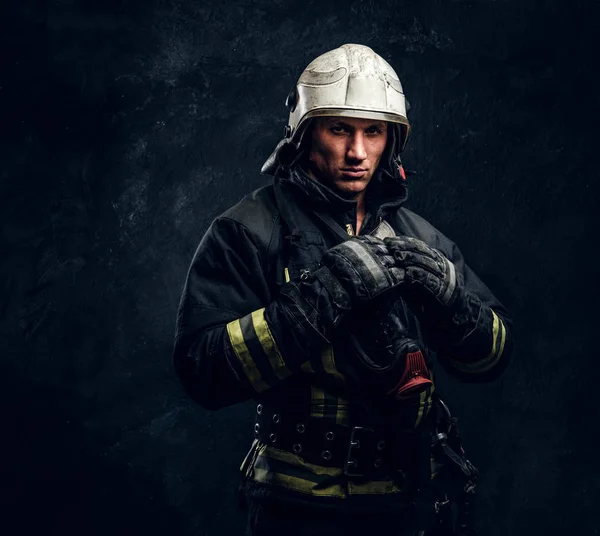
left=343, top=426, right=374, bottom=477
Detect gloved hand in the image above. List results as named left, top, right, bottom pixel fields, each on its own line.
left=382, top=236, right=483, bottom=345
left=316, top=235, right=404, bottom=304
left=268, top=236, right=405, bottom=366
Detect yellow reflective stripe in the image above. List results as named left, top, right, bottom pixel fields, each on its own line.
left=490, top=309, right=500, bottom=355
left=239, top=439, right=259, bottom=472
left=320, top=346, right=348, bottom=425
left=449, top=310, right=507, bottom=374
left=311, top=385, right=325, bottom=418
left=497, top=317, right=507, bottom=359
left=336, top=397, right=349, bottom=427
left=252, top=467, right=347, bottom=497
left=263, top=445, right=342, bottom=476
left=310, top=385, right=341, bottom=423
left=226, top=319, right=269, bottom=392
left=252, top=446, right=407, bottom=497
left=425, top=383, right=435, bottom=419
left=414, top=390, right=428, bottom=428
left=251, top=308, right=291, bottom=381
left=413, top=384, right=435, bottom=428
left=300, top=361, right=314, bottom=373
left=284, top=267, right=290, bottom=283
left=321, top=345, right=345, bottom=381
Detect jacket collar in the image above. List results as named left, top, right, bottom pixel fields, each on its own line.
left=276, top=164, right=409, bottom=222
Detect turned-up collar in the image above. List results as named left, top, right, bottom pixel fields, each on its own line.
left=275, top=164, right=409, bottom=222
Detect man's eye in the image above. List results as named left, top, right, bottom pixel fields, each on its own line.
left=366, top=128, right=383, bottom=135
left=330, top=125, right=347, bottom=134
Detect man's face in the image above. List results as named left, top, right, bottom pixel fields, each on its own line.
left=307, top=116, right=388, bottom=199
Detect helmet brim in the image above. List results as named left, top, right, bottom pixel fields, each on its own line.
left=296, top=108, right=410, bottom=151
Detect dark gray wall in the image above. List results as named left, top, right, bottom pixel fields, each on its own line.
left=1, top=1, right=598, bottom=534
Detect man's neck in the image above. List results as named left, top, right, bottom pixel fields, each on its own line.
left=355, top=193, right=366, bottom=235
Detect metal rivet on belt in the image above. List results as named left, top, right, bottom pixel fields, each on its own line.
left=272, top=414, right=281, bottom=424
left=269, top=433, right=277, bottom=443
left=296, top=423, right=305, bottom=434
left=374, top=458, right=383, bottom=468
left=325, top=431, right=335, bottom=441
left=292, top=443, right=302, bottom=454
left=254, top=423, right=260, bottom=434
left=256, top=404, right=263, bottom=415
left=377, top=440, right=386, bottom=451
left=321, top=450, right=332, bottom=461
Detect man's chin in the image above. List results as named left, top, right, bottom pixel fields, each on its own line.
left=331, top=178, right=369, bottom=199
left=334, top=188, right=361, bottom=200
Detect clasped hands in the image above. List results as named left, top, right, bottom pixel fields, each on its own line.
left=307, top=233, right=482, bottom=352
left=319, top=234, right=462, bottom=317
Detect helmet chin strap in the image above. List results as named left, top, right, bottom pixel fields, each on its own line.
left=381, top=123, right=406, bottom=181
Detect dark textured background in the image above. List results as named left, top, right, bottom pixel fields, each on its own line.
left=1, top=0, right=598, bottom=534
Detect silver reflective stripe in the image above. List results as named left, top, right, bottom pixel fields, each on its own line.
left=370, top=219, right=396, bottom=239
left=344, top=240, right=389, bottom=292
left=440, top=258, right=456, bottom=304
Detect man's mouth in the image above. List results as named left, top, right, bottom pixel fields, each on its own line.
left=340, top=168, right=367, bottom=179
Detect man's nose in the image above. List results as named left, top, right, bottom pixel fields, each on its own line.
left=347, top=133, right=367, bottom=161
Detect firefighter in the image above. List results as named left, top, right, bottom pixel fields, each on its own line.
left=173, top=44, right=513, bottom=536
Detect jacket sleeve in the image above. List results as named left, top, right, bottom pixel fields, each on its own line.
left=433, top=239, right=514, bottom=381
left=173, top=216, right=329, bottom=411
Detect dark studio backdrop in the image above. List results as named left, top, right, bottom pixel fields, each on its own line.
left=1, top=0, right=598, bottom=535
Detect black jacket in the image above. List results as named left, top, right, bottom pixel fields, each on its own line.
left=172, top=166, right=513, bottom=506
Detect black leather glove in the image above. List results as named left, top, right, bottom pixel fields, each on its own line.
left=316, top=235, right=404, bottom=304
left=318, top=237, right=434, bottom=410
left=382, top=236, right=483, bottom=345
left=265, top=236, right=405, bottom=370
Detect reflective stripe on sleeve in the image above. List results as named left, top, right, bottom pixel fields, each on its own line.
left=251, top=308, right=292, bottom=381
left=226, top=318, right=269, bottom=393
left=449, top=310, right=507, bottom=374
left=226, top=307, right=291, bottom=393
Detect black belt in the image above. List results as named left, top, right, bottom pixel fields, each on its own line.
left=253, top=403, right=423, bottom=479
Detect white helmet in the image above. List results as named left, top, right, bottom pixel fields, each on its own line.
left=262, top=43, right=411, bottom=175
